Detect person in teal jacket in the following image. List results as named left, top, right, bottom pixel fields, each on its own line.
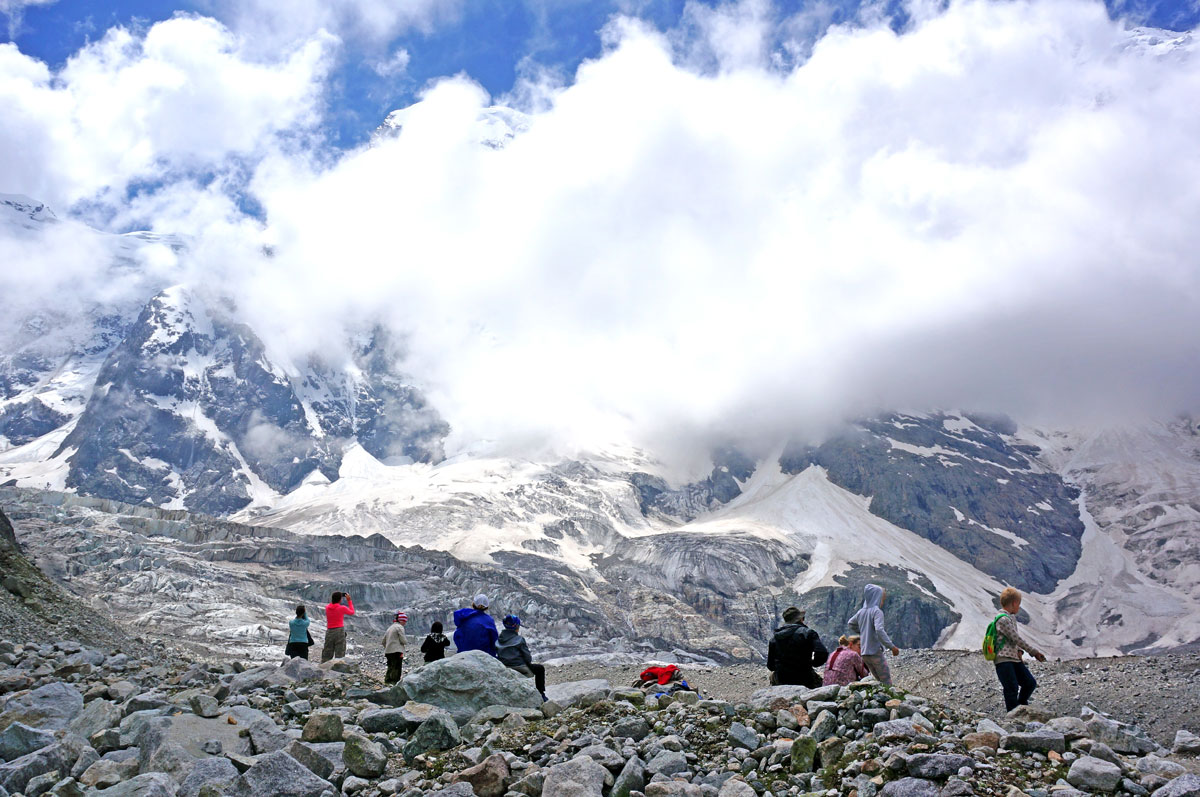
left=285, top=605, right=312, bottom=660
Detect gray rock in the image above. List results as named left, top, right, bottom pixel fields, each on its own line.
left=65, top=699, right=121, bottom=739
left=1085, top=716, right=1156, bottom=755
left=468, top=705, right=544, bottom=725
left=1151, top=775, right=1200, bottom=797
left=179, top=757, right=239, bottom=797
left=300, top=712, right=343, bottom=743
left=791, top=736, right=817, bottom=773
left=543, top=680, right=610, bottom=709
left=95, top=773, right=180, bottom=797
left=283, top=741, right=336, bottom=782
left=577, top=744, right=625, bottom=773
left=611, top=756, right=645, bottom=797
left=646, top=749, right=688, bottom=777
left=234, top=750, right=334, bottom=797
left=717, top=780, right=757, bottom=797
left=1174, top=731, right=1200, bottom=756
left=808, top=710, right=838, bottom=743
left=645, top=783, right=702, bottom=796
left=748, top=685, right=817, bottom=710
left=189, top=696, right=220, bottom=719
left=343, top=732, right=386, bottom=779
left=1137, top=756, right=1188, bottom=779
left=727, top=722, right=758, bottom=750
left=904, top=754, right=974, bottom=780
left=872, top=720, right=920, bottom=743
left=541, top=755, right=610, bottom=797
left=401, top=651, right=542, bottom=725
left=0, top=736, right=87, bottom=795
left=1067, top=756, right=1123, bottom=792
left=79, top=757, right=139, bottom=788
left=612, top=716, right=651, bottom=741
left=403, top=714, right=461, bottom=760
left=244, top=718, right=290, bottom=755
left=360, top=703, right=450, bottom=735
left=0, top=722, right=56, bottom=762
left=1046, top=717, right=1088, bottom=740
left=0, top=683, right=83, bottom=732
left=879, top=777, right=941, bottom=797
left=451, top=752, right=509, bottom=797
left=1004, top=730, right=1066, bottom=754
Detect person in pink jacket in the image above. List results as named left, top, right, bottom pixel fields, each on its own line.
left=321, top=591, right=355, bottom=662
left=823, top=635, right=869, bottom=686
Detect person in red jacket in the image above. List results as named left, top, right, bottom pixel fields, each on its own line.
left=321, top=591, right=355, bottom=662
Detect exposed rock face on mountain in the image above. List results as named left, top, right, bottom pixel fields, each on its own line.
left=781, top=412, right=1085, bottom=594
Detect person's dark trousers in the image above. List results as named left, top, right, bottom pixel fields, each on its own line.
left=284, top=642, right=309, bottom=660
left=770, top=668, right=822, bottom=688
left=511, top=663, right=547, bottom=697
left=995, top=661, right=1037, bottom=711
left=385, top=652, right=404, bottom=684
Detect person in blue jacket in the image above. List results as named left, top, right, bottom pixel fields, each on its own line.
left=453, top=593, right=499, bottom=656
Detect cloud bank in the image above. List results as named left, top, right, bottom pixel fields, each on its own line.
left=3, top=0, right=1200, bottom=456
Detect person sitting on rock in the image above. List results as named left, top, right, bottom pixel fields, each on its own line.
left=823, top=634, right=869, bottom=686
left=848, top=584, right=900, bottom=685
left=994, top=586, right=1046, bottom=712
left=767, top=607, right=829, bottom=688
left=321, top=591, right=355, bottom=663
left=383, top=610, right=408, bottom=684
left=452, top=593, right=499, bottom=657
left=497, top=614, right=547, bottom=701
left=285, top=605, right=313, bottom=661
left=421, top=621, right=451, bottom=663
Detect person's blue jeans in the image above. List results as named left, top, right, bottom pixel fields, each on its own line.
left=995, top=661, right=1037, bottom=712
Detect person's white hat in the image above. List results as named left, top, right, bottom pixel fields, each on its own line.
left=473, top=593, right=490, bottom=608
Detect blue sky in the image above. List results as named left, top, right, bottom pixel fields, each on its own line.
left=6, top=0, right=1197, bottom=150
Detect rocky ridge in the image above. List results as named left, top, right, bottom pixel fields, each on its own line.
left=1, top=631, right=1199, bottom=797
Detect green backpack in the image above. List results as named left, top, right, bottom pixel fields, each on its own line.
left=982, top=613, right=1009, bottom=661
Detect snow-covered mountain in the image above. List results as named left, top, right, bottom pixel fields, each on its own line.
left=3, top=194, right=1199, bottom=660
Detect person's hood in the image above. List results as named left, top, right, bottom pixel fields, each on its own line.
left=772, top=622, right=807, bottom=639
left=497, top=629, right=522, bottom=646
left=453, top=607, right=485, bottom=624
left=861, top=583, right=883, bottom=609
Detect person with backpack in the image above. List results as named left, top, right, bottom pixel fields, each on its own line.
left=847, top=584, right=900, bottom=685
left=321, top=591, right=355, bottom=663
left=823, top=634, right=869, bottom=686
left=496, top=614, right=547, bottom=701
left=985, top=587, right=1047, bottom=712
left=285, top=605, right=313, bottom=661
left=421, top=621, right=451, bottom=663
left=766, top=607, right=829, bottom=687
left=453, top=593, right=499, bottom=656
left=383, top=610, right=408, bottom=684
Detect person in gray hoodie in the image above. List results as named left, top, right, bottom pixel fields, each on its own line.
left=497, top=614, right=547, bottom=701
left=847, top=584, right=901, bottom=685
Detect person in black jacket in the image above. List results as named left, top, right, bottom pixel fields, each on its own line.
left=767, top=606, right=828, bottom=688
left=420, top=621, right=451, bottom=663
left=496, top=615, right=547, bottom=701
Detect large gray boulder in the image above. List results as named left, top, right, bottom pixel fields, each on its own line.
left=234, top=750, right=335, bottom=797
left=1152, top=775, right=1200, bottom=797
left=0, top=722, right=55, bottom=762
left=0, top=735, right=88, bottom=794
left=342, top=732, right=386, bottom=779
left=1067, top=756, right=1123, bottom=792
left=403, top=714, right=461, bottom=760
left=0, top=683, right=83, bottom=732
left=1084, top=715, right=1156, bottom=755
left=179, top=756, right=240, bottom=797
left=541, top=755, right=611, bottom=797
left=66, top=699, right=121, bottom=739
left=98, top=772, right=180, bottom=796
left=358, top=702, right=446, bottom=735
left=544, top=680, right=609, bottom=708
left=401, top=651, right=542, bottom=725
left=880, top=777, right=941, bottom=797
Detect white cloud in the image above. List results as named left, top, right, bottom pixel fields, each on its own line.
left=4, top=0, right=1200, bottom=458
left=372, top=48, right=412, bottom=78
left=0, top=15, right=333, bottom=209
left=0, top=0, right=56, bottom=39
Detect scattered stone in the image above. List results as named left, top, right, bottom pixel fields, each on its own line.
left=1173, top=731, right=1200, bottom=756
left=235, top=750, right=334, bottom=797
left=300, top=711, right=343, bottom=743
left=402, top=651, right=543, bottom=724
left=880, top=776, right=942, bottom=797
left=342, top=732, right=386, bottom=779
left=452, top=752, right=510, bottom=796
left=1151, top=775, right=1200, bottom=797
left=1066, top=756, right=1123, bottom=792
left=541, top=755, right=611, bottom=796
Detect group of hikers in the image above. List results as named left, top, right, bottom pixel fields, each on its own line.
left=767, top=583, right=1047, bottom=712
left=283, top=582, right=1047, bottom=714
left=283, top=592, right=548, bottom=701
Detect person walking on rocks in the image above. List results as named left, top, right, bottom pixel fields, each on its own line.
left=453, top=593, right=499, bottom=656
left=421, top=621, right=451, bottom=663
left=767, top=606, right=829, bottom=688
left=383, top=610, right=408, bottom=684
left=848, top=584, right=900, bottom=685
left=285, top=605, right=313, bottom=661
left=823, top=634, right=869, bottom=686
left=321, top=591, right=355, bottom=663
left=497, top=614, right=548, bottom=701
left=993, top=586, right=1047, bottom=712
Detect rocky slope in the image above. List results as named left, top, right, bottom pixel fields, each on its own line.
left=2, top=626, right=1199, bottom=797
